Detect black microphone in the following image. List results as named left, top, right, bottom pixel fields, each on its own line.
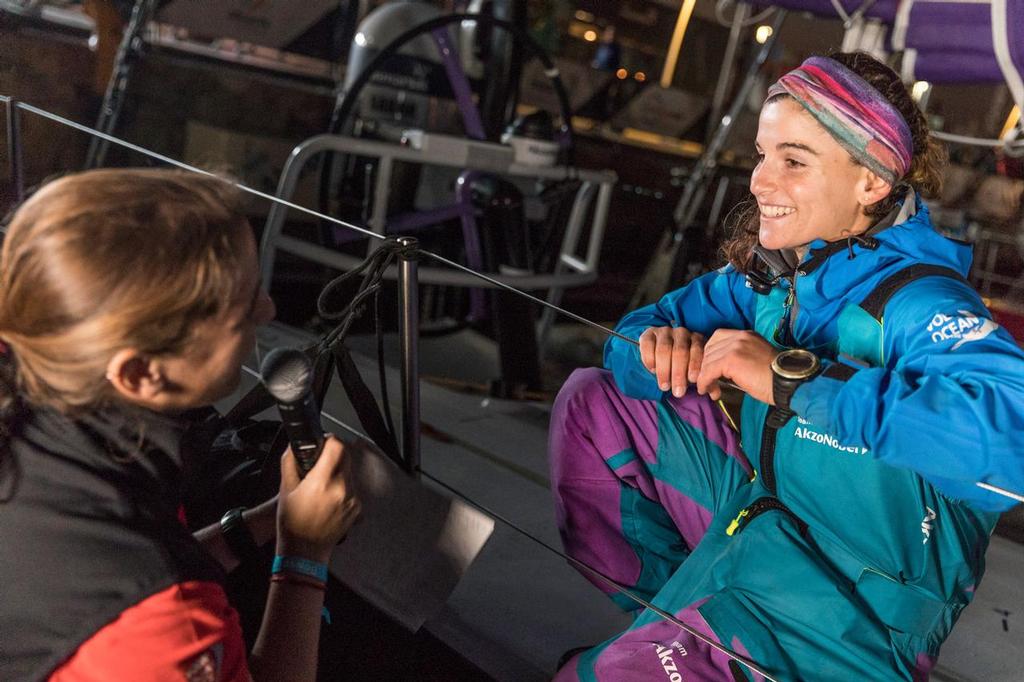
left=260, top=348, right=324, bottom=477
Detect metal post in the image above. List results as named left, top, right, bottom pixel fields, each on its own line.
left=396, top=237, right=421, bottom=477
left=85, top=0, right=158, bottom=168
left=6, top=98, right=24, bottom=203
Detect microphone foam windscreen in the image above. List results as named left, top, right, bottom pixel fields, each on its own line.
left=260, top=348, right=314, bottom=403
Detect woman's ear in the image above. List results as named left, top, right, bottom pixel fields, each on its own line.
left=105, top=349, right=166, bottom=404
left=857, top=168, right=894, bottom=208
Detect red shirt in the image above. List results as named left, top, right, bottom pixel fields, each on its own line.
left=50, top=581, right=249, bottom=682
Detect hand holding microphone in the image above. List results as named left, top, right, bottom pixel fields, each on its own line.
left=261, top=348, right=323, bottom=477
left=262, top=348, right=360, bottom=561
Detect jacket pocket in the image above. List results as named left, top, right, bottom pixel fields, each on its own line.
left=696, top=501, right=904, bottom=681
left=854, top=569, right=948, bottom=639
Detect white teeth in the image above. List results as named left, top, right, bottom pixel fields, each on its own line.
left=759, top=205, right=795, bottom=218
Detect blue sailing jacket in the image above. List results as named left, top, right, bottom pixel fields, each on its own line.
left=605, top=199, right=1024, bottom=511
left=603, top=198, right=1024, bottom=676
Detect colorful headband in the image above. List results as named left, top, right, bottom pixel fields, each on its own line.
left=766, top=56, right=913, bottom=185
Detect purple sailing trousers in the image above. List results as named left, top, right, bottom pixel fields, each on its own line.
left=549, top=368, right=758, bottom=681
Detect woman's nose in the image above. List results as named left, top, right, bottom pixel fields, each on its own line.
left=750, top=163, right=771, bottom=196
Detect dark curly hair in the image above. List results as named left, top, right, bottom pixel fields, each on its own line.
left=720, top=51, right=948, bottom=271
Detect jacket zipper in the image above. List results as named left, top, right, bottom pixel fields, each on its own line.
left=726, top=496, right=808, bottom=536
left=774, top=281, right=797, bottom=347
left=759, top=408, right=781, bottom=494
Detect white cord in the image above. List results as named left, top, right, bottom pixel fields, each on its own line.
left=828, top=0, right=852, bottom=23
left=714, top=0, right=775, bottom=28
left=932, top=129, right=1024, bottom=157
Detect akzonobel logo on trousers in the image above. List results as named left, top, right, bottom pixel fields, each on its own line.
left=652, top=641, right=688, bottom=681
left=926, top=311, right=998, bottom=349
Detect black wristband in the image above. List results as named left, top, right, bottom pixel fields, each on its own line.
left=220, top=507, right=260, bottom=564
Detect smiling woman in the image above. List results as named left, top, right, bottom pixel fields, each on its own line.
left=722, top=51, right=947, bottom=269
left=0, top=169, right=359, bottom=682
left=549, top=52, right=1024, bottom=680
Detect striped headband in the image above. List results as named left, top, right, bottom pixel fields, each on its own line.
left=766, top=56, right=913, bottom=185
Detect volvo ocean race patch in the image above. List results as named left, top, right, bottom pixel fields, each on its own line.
left=925, top=310, right=999, bottom=349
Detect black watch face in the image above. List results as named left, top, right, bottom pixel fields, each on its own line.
left=774, top=349, right=819, bottom=379
left=777, top=352, right=814, bottom=374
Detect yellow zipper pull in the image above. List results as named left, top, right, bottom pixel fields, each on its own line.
left=784, top=283, right=796, bottom=309
left=726, top=507, right=750, bottom=536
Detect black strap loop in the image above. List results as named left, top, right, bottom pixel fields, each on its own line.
left=859, top=264, right=969, bottom=321
left=224, top=240, right=411, bottom=472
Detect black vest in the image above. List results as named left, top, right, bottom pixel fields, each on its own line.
left=0, top=403, right=226, bottom=681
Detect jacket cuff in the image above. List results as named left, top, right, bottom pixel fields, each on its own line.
left=790, top=360, right=859, bottom=426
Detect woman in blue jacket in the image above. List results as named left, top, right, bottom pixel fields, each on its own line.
left=550, top=51, right=1024, bottom=680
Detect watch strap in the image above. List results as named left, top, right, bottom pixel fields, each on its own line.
left=772, top=371, right=799, bottom=413
left=220, top=506, right=260, bottom=564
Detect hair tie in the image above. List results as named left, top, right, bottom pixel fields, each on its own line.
left=766, top=56, right=913, bottom=185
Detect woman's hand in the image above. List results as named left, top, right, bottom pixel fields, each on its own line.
left=638, top=325, right=706, bottom=397
left=276, top=435, right=361, bottom=564
left=695, top=329, right=776, bottom=403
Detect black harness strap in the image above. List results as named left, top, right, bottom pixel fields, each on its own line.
left=224, top=239, right=407, bottom=474
left=859, top=264, right=969, bottom=321
left=328, top=343, right=402, bottom=466
left=222, top=340, right=402, bottom=471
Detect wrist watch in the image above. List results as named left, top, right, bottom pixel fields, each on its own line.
left=770, top=348, right=821, bottom=417
left=220, top=506, right=260, bottom=564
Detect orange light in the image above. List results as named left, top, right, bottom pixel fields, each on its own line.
left=661, top=0, right=697, bottom=88
left=584, top=30, right=598, bottom=42
left=616, top=68, right=629, bottom=80
left=1000, top=105, right=1021, bottom=141
left=634, top=71, right=647, bottom=82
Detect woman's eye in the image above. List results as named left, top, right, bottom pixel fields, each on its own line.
left=785, top=158, right=804, bottom=168
left=753, top=151, right=765, bottom=164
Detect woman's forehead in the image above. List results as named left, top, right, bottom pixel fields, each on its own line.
left=757, top=98, right=839, bottom=150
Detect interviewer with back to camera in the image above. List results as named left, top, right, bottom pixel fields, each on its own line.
left=0, top=169, right=360, bottom=681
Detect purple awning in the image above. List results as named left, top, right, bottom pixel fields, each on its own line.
left=766, top=0, right=1023, bottom=109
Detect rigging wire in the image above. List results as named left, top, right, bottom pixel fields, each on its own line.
left=12, top=101, right=387, bottom=242
left=13, top=98, right=1024, bottom=506
left=240, top=360, right=776, bottom=676
left=13, top=102, right=1024, bottom=673
left=238, top=367, right=780, bottom=682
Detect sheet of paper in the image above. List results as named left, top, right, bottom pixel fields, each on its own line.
left=329, top=440, right=495, bottom=631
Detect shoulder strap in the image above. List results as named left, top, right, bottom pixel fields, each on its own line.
left=859, top=264, right=970, bottom=321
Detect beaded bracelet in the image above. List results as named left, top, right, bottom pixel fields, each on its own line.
left=268, top=573, right=333, bottom=623
left=270, top=573, right=326, bottom=592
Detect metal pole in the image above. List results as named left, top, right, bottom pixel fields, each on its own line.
left=6, top=98, right=24, bottom=203
left=706, top=3, right=750, bottom=148
left=396, top=237, right=421, bottom=477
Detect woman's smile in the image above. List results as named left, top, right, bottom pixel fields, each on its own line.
left=758, top=204, right=796, bottom=219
